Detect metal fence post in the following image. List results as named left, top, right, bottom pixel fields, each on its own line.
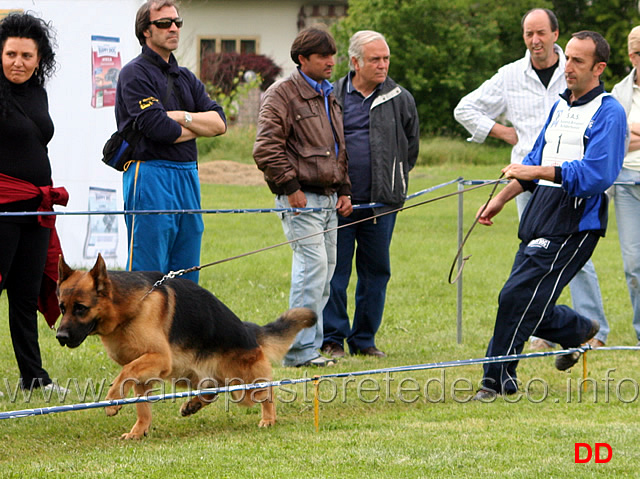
left=457, top=179, right=464, bottom=344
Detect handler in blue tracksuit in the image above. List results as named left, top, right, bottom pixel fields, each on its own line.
left=115, top=1, right=226, bottom=283
left=472, top=31, right=626, bottom=400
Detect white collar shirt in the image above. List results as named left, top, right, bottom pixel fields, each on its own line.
left=454, top=44, right=566, bottom=164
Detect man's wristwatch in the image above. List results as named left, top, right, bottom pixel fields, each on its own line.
left=184, top=112, right=192, bottom=126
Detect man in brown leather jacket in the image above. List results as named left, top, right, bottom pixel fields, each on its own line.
left=253, top=26, right=352, bottom=367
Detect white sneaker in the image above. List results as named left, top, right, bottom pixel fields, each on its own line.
left=529, top=338, right=554, bottom=351
left=43, top=383, right=69, bottom=394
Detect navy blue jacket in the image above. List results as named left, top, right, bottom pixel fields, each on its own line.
left=518, top=85, right=626, bottom=242
left=334, top=74, right=419, bottom=213
left=115, top=46, right=225, bottom=163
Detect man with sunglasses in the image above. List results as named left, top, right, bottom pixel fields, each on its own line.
left=115, top=0, right=226, bottom=283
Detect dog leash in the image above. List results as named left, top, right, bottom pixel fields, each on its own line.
left=140, top=178, right=504, bottom=300
left=447, top=173, right=505, bottom=284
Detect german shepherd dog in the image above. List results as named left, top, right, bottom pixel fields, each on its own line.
left=55, top=254, right=316, bottom=439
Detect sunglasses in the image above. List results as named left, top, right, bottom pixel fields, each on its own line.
left=149, top=17, right=183, bottom=29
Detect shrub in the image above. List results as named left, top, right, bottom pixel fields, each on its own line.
left=200, top=52, right=281, bottom=123
left=200, top=52, right=281, bottom=94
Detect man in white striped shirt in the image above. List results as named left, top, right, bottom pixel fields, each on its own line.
left=454, top=8, right=609, bottom=348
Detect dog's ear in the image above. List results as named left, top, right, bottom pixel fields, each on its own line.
left=58, top=255, right=74, bottom=284
left=90, top=253, right=112, bottom=297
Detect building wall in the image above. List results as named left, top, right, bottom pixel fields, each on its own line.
left=178, top=0, right=300, bottom=76
left=177, top=0, right=347, bottom=77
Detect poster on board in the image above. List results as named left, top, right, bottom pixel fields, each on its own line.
left=83, top=186, right=119, bottom=258
left=91, top=35, right=121, bottom=108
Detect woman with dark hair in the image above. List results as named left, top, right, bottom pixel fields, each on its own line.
left=0, top=12, right=68, bottom=393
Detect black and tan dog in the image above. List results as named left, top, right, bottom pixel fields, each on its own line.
left=56, top=254, right=316, bottom=439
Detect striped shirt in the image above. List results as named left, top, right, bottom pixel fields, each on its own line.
left=454, top=44, right=566, bottom=165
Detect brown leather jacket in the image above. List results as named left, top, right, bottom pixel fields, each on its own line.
left=253, top=69, right=351, bottom=197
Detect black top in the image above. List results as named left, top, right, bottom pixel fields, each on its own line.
left=0, top=81, right=54, bottom=220
left=533, top=59, right=559, bottom=89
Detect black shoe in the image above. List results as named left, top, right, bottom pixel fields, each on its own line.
left=585, top=318, right=601, bottom=342
left=352, top=346, right=387, bottom=358
left=555, top=351, right=581, bottom=371
left=321, top=341, right=345, bottom=358
left=555, top=319, right=600, bottom=371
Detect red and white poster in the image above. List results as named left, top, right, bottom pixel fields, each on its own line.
left=91, top=35, right=121, bottom=108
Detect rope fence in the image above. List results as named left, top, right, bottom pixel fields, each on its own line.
left=1, top=176, right=637, bottom=430
left=0, top=178, right=462, bottom=218
left=2, top=175, right=632, bottom=345
left=1, top=345, right=638, bottom=429
left=2, top=175, right=631, bottom=344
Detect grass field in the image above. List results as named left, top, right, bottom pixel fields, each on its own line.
left=197, top=127, right=515, bottom=167
left=0, top=162, right=637, bottom=478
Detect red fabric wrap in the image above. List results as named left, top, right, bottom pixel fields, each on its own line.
left=0, top=172, right=68, bottom=327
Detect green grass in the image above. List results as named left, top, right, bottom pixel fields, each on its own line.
left=0, top=163, right=637, bottom=477
left=416, top=136, right=512, bottom=166
left=197, top=126, right=514, bottom=167
left=197, top=125, right=257, bottom=164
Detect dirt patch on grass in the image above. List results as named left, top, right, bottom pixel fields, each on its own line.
left=199, top=160, right=265, bottom=186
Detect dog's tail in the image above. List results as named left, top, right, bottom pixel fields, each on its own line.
left=257, top=307, right=317, bottom=363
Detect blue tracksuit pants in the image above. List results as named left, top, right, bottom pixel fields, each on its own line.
left=483, top=231, right=599, bottom=394
left=123, top=160, right=203, bottom=283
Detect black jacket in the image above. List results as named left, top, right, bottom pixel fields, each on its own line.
left=334, top=74, right=419, bottom=212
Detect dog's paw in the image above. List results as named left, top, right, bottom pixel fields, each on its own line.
left=119, top=429, right=148, bottom=440
left=258, top=418, right=276, bottom=427
left=180, top=399, right=203, bottom=417
left=105, top=404, right=122, bottom=417
left=119, top=419, right=151, bottom=439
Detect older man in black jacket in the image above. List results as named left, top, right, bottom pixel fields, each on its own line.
left=322, top=30, right=419, bottom=359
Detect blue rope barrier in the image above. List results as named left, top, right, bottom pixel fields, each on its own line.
left=460, top=179, right=640, bottom=186
left=1, top=344, right=635, bottom=421
left=3, top=177, right=634, bottom=218
left=316, top=344, right=623, bottom=380
left=0, top=376, right=312, bottom=420
left=0, top=178, right=462, bottom=218
left=461, top=179, right=509, bottom=186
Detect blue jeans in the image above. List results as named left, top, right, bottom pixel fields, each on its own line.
left=515, top=190, right=532, bottom=218
left=569, top=259, right=609, bottom=343
left=323, top=209, right=397, bottom=352
left=614, top=167, right=640, bottom=341
left=518, top=191, right=609, bottom=344
left=277, top=192, right=337, bottom=366
left=123, top=160, right=204, bottom=283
